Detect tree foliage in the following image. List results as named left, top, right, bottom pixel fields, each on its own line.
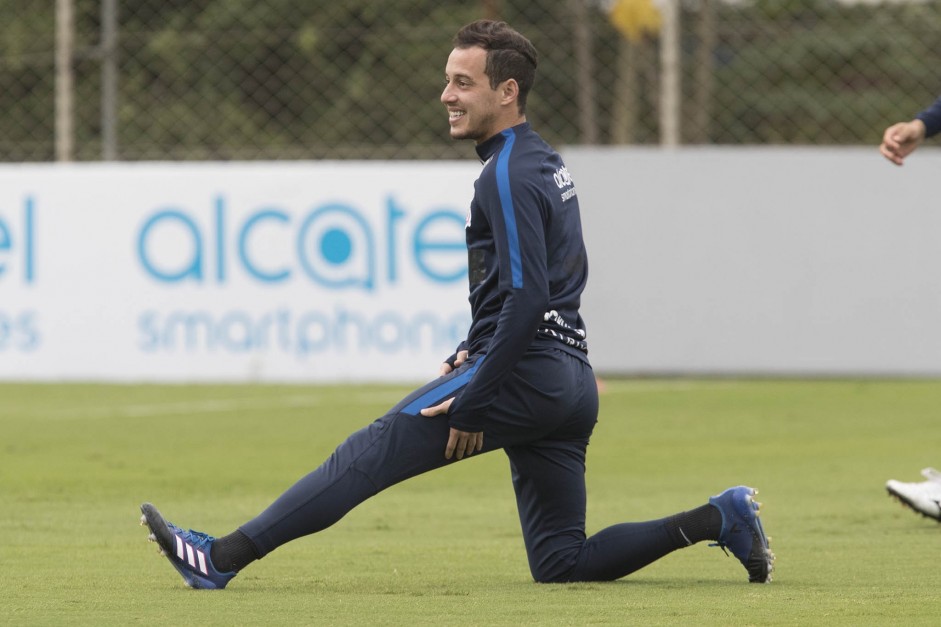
left=0, top=0, right=940, bottom=160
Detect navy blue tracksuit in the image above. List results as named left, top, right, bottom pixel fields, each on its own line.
left=240, top=123, right=684, bottom=582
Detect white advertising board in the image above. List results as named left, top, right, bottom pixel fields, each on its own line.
left=568, top=147, right=941, bottom=377
left=0, top=162, right=479, bottom=382
left=6, top=148, right=941, bottom=382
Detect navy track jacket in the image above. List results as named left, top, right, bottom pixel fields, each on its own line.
left=917, top=95, right=941, bottom=138
left=447, top=122, right=590, bottom=433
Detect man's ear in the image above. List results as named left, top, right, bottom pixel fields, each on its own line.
left=500, top=79, right=520, bottom=107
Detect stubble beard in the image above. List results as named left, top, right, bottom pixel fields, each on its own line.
left=450, top=111, right=498, bottom=143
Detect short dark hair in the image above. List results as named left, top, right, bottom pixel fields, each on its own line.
left=453, top=20, right=538, bottom=114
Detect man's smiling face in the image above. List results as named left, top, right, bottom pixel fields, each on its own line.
left=440, top=46, right=506, bottom=143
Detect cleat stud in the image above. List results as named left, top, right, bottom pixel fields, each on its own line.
left=148, top=533, right=156, bottom=542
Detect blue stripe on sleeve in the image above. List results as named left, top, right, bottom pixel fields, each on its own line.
left=496, top=129, right=523, bottom=289
left=399, top=356, right=487, bottom=416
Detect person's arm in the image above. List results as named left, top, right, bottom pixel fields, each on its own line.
left=879, top=119, right=926, bottom=166
left=879, top=94, right=941, bottom=166
left=447, top=167, right=549, bottom=434
left=915, top=95, right=941, bottom=139
left=438, top=343, right=468, bottom=376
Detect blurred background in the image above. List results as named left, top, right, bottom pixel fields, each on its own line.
left=4, top=0, right=941, bottom=163
left=4, top=0, right=941, bottom=383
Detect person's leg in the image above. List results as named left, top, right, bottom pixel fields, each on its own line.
left=211, top=359, right=493, bottom=571
left=234, top=348, right=591, bottom=570
left=501, top=354, right=722, bottom=583
left=142, top=360, right=503, bottom=587
left=572, top=508, right=722, bottom=581
left=505, top=440, right=716, bottom=582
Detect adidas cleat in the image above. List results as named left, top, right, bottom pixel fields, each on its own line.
left=886, top=470, right=941, bottom=522
left=139, top=502, right=236, bottom=589
left=708, top=486, right=774, bottom=583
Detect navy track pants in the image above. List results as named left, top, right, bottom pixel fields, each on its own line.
left=239, top=349, right=684, bottom=582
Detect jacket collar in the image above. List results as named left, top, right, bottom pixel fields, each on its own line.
left=475, top=122, right=531, bottom=163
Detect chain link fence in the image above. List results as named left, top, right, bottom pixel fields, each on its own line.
left=2, top=0, right=940, bottom=162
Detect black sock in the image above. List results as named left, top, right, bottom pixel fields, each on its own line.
left=665, top=503, right=724, bottom=547
left=210, top=530, right=260, bottom=573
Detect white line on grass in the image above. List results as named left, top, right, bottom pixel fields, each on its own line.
left=5, top=386, right=417, bottom=421
left=37, top=395, right=324, bottom=421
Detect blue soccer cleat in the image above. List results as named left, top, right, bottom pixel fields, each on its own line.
left=708, top=486, right=774, bottom=583
left=139, top=502, right=236, bottom=589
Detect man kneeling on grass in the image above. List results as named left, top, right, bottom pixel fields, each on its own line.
left=140, top=19, right=774, bottom=589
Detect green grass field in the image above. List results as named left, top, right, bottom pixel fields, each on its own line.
left=2, top=379, right=940, bottom=625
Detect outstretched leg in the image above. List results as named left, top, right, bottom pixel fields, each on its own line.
left=238, top=361, right=493, bottom=558
left=239, top=407, right=455, bottom=557
left=141, top=362, right=489, bottom=587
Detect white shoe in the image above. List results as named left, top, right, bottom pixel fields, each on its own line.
left=920, top=467, right=941, bottom=482
left=886, top=472, right=941, bottom=522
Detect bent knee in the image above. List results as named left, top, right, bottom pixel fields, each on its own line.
left=528, top=550, right=580, bottom=584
